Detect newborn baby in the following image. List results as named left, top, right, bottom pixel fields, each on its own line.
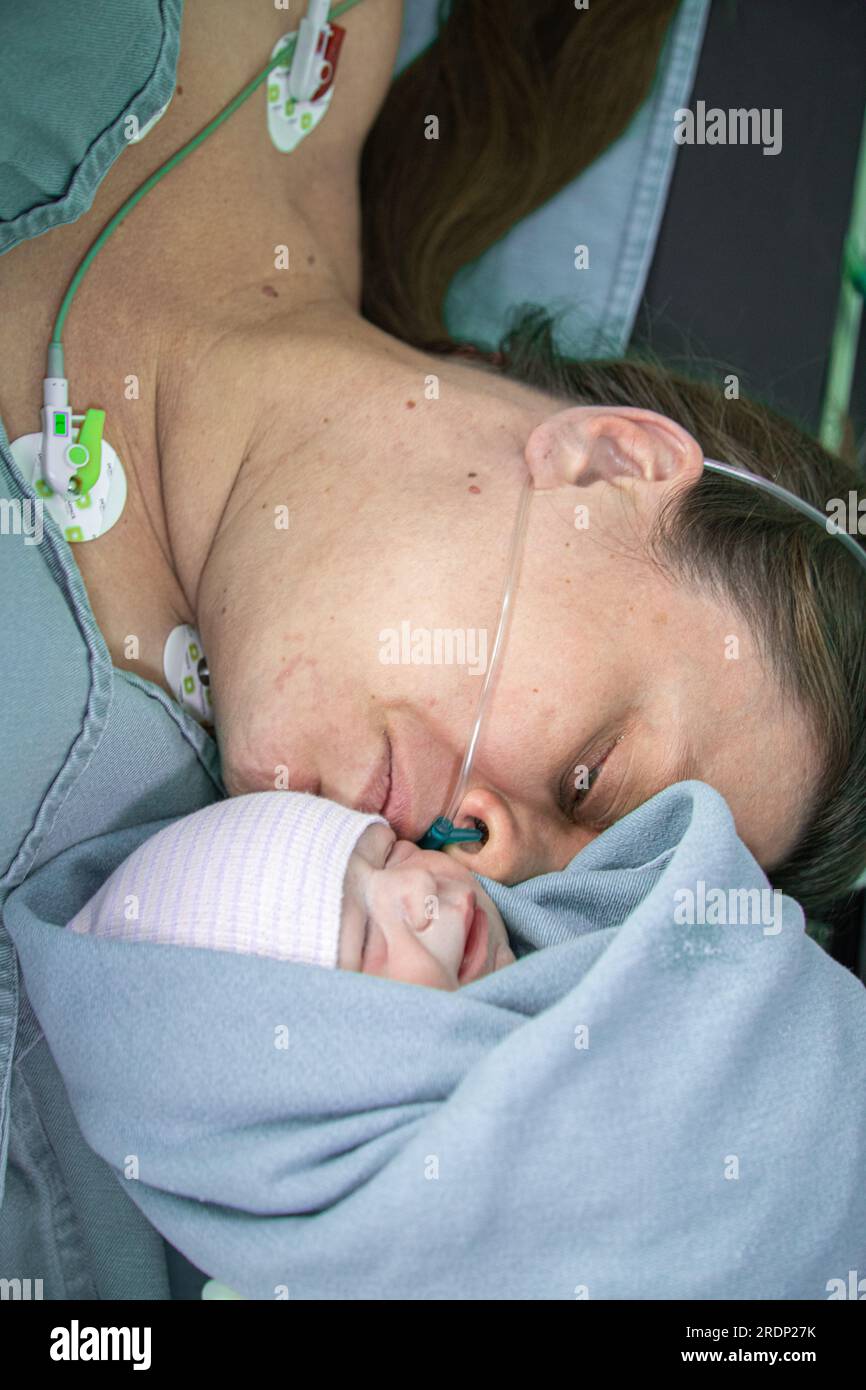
left=66, top=792, right=515, bottom=990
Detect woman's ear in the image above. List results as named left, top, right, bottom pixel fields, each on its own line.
left=525, top=405, right=704, bottom=492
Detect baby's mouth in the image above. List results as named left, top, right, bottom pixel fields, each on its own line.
left=458, top=904, right=489, bottom=983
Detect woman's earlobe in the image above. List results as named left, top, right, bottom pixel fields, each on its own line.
left=524, top=409, right=596, bottom=490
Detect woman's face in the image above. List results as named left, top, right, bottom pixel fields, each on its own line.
left=197, top=333, right=818, bottom=886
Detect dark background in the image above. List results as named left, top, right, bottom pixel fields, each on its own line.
left=633, top=0, right=866, bottom=459
left=632, top=0, right=866, bottom=978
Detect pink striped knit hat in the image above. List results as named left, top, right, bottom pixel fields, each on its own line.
left=67, top=792, right=389, bottom=969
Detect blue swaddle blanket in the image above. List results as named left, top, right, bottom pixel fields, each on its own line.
left=5, top=779, right=865, bottom=1300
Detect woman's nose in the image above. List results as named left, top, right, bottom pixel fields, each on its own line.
left=443, top=786, right=524, bottom=882
left=443, top=785, right=594, bottom=882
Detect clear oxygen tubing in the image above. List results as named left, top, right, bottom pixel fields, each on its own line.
left=45, top=0, right=366, bottom=379
left=417, top=472, right=534, bottom=851
left=419, top=451, right=866, bottom=851
left=702, top=458, right=866, bottom=574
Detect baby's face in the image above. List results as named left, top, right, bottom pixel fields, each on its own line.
left=339, top=824, right=515, bottom=990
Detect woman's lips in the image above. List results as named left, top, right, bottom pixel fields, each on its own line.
left=357, top=740, right=392, bottom=817
left=356, top=725, right=454, bottom=844
left=381, top=735, right=419, bottom=840
left=358, top=734, right=421, bottom=841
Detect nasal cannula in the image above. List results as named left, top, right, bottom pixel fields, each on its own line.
left=419, top=454, right=866, bottom=850
left=417, top=472, right=534, bottom=851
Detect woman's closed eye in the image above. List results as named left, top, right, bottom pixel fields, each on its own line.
left=563, top=735, right=623, bottom=825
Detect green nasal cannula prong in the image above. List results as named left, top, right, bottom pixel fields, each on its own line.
left=416, top=818, right=484, bottom=852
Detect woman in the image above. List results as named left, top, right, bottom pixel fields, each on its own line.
left=1, top=0, right=863, bottom=920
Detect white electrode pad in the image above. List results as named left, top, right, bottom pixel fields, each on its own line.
left=265, top=23, right=344, bottom=153
left=10, top=430, right=127, bottom=542
left=163, top=624, right=213, bottom=724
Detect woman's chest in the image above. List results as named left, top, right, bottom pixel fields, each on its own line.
left=0, top=244, right=187, bottom=697
left=0, top=0, right=369, bottom=694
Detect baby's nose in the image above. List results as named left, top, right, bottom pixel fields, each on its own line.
left=384, top=865, right=441, bottom=931
left=418, top=884, right=475, bottom=939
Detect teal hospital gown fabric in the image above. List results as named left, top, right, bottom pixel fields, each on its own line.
left=0, top=0, right=183, bottom=253
left=0, top=0, right=222, bottom=1297
left=0, top=429, right=224, bottom=1297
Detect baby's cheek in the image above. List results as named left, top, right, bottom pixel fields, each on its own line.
left=360, top=929, right=388, bottom=976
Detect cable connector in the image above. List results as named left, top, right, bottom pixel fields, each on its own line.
left=287, top=0, right=332, bottom=101
left=416, top=818, right=484, bottom=852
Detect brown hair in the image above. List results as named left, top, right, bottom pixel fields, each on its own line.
left=359, top=1, right=866, bottom=920
left=361, top=0, right=681, bottom=346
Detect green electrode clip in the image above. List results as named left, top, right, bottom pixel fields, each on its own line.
left=69, top=409, right=105, bottom=494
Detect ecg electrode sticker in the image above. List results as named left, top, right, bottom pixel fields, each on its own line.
left=265, top=24, right=346, bottom=153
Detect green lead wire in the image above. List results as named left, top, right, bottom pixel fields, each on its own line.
left=49, top=0, right=367, bottom=371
